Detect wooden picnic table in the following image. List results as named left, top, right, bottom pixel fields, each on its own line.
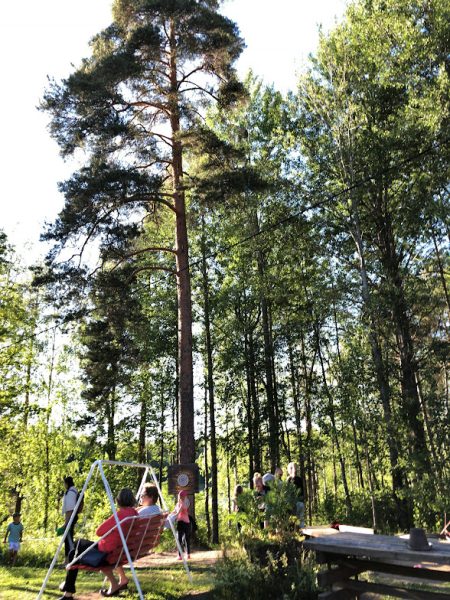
left=304, top=531, right=450, bottom=599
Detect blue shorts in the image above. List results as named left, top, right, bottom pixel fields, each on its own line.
left=9, top=542, right=20, bottom=551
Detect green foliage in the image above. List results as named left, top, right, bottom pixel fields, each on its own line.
left=214, top=549, right=319, bottom=599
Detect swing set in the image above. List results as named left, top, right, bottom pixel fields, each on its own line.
left=37, top=460, right=192, bottom=600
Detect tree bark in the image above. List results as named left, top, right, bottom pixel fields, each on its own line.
left=200, top=226, right=219, bottom=543
left=169, top=18, right=194, bottom=465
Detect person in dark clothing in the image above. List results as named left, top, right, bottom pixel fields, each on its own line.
left=233, top=485, right=244, bottom=533
left=287, top=462, right=305, bottom=528
left=61, top=476, right=78, bottom=560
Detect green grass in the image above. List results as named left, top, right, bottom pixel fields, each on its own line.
left=0, top=563, right=214, bottom=599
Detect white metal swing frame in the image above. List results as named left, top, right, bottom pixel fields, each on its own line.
left=37, top=459, right=192, bottom=600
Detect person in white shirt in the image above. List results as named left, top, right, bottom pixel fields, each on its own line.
left=62, top=477, right=78, bottom=559
left=111, top=484, right=162, bottom=593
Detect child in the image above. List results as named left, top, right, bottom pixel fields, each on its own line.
left=171, top=490, right=191, bottom=560
left=3, top=512, right=24, bottom=566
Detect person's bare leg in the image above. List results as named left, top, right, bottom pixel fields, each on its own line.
left=100, top=567, right=120, bottom=594
left=114, top=565, right=129, bottom=586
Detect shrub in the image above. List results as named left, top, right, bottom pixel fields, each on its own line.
left=214, top=549, right=319, bottom=599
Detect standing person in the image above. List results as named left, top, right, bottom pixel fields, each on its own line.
left=286, top=462, right=305, bottom=529
left=61, top=476, right=79, bottom=561
left=171, top=490, right=191, bottom=560
left=253, top=473, right=270, bottom=528
left=232, top=485, right=243, bottom=513
left=3, top=512, right=24, bottom=566
left=274, top=466, right=283, bottom=485
left=233, top=485, right=244, bottom=533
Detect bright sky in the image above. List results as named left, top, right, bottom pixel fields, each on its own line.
left=0, top=0, right=347, bottom=263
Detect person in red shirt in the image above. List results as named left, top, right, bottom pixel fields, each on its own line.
left=58, top=488, right=138, bottom=599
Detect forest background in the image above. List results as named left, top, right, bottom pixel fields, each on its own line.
left=0, top=0, right=449, bottom=555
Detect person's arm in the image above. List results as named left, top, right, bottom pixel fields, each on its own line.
left=171, top=500, right=181, bottom=516
left=20, top=525, right=23, bottom=542
left=4, top=525, right=10, bottom=544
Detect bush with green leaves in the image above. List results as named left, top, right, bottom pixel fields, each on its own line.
left=214, top=549, right=319, bottom=599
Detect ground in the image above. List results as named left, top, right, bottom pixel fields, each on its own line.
left=0, top=549, right=220, bottom=600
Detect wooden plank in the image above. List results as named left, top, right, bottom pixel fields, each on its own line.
left=318, top=590, right=355, bottom=599
left=303, top=527, right=339, bottom=538
left=304, top=532, right=450, bottom=565
left=338, top=578, right=450, bottom=600
left=338, top=525, right=374, bottom=535
left=339, top=557, right=450, bottom=582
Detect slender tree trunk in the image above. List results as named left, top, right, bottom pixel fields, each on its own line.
left=351, top=421, right=365, bottom=490
left=375, top=192, right=429, bottom=475
left=43, top=328, right=56, bottom=531
left=203, top=382, right=211, bottom=541
left=200, top=225, right=219, bottom=543
left=300, top=330, right=314, bottom=522
left=259, top=282, right=279, bottom=469
left=106, top=386, right=116, bottom=461
left=159, top=390, right=165, bottom=484
left=248, top=331, right=261, bottom=476
left=138, top=380, right=148, bottom=465
left=314, top=322, right=352, bottom=513
left=350, top=199, right=411, bottom=528
left=243, top=331, right=255, bottom=486
left=430, top=224, right=450, bottom=313
left=251, top=210, right=279, bottom=470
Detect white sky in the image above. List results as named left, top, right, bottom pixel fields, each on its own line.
left=0, top=0, right=347, bottom=263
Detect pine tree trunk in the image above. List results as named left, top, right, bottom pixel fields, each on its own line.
left=169, top=18, right=194, bottom=465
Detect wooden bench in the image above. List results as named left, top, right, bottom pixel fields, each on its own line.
left=67, top=512, right=168, bottom=572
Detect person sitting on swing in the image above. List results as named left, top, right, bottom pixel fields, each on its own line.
left=58, top=488, right=138, bottom=599
left=111, top=484, right=162, bottom=593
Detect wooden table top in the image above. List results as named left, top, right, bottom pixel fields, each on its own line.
left=304, top=532, right=450, bottom=566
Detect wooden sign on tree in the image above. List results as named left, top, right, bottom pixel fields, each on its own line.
left=168, top=464, right=199, bottom=496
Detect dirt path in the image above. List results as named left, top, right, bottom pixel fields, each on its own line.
left=73, top=550, right=221, bottom=599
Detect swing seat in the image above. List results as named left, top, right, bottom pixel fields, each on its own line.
left=67, top=512, right=168, bottom=572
